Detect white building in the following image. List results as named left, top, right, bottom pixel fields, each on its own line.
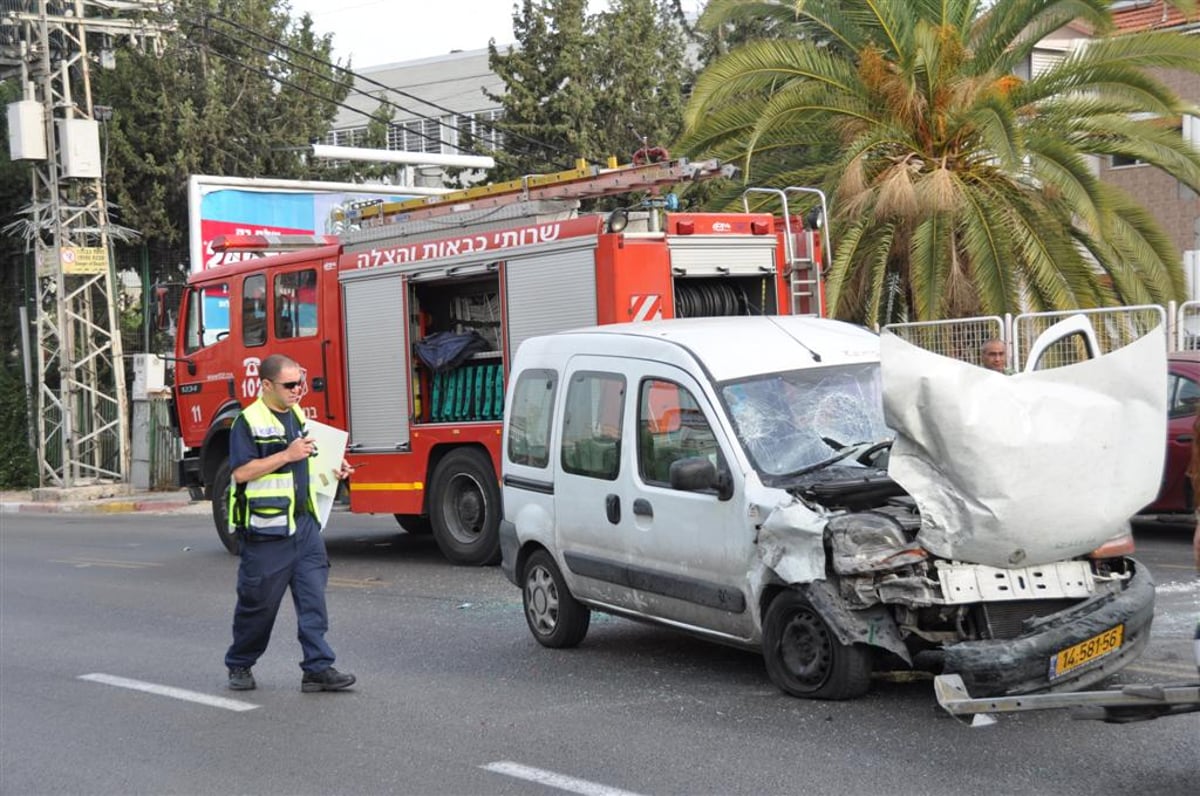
left=324, top=47, right=508, bottom=187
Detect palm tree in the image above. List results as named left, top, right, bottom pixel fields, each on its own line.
left=678, top=0, right=1200, bottom=323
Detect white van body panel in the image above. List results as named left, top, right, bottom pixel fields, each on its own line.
left=500, top=315, right=1158, bottom=699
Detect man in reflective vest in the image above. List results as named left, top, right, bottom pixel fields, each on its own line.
left=224, top=353, right=356, bottom=692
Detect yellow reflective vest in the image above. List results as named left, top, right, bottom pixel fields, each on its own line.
left=228, top=398, right=319, bottom=537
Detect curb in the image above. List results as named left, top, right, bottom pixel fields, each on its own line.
left=0, top=499, right=197, bottom=515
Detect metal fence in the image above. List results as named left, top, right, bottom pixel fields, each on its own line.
left=881, top=315, right=1006, bottom=369
left=1176, top=300, right=1200, bottom=351
left=1012, top=305, right=1166, bottom=371
left=885, top=304, right=1176, bottom=372
left=147, top=395, right=178, bottom=490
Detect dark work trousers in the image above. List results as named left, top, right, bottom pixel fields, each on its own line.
left=224, top=514, right=336, bottom=673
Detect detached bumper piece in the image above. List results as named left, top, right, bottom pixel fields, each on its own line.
left=935, top=673, right=1200, bottom=727
left=941, top=558, right=1155, bottom=697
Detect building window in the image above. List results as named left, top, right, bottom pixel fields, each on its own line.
left=454, top=109, right=504, bottom=153
left=326, top=127, right=367, bottom=148
left=1110, top=153, right=1145, bottom=168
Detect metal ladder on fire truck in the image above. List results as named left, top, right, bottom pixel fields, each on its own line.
left=742, top=187, right=830, bottom=318
left=335, top=157, right=735, bottom=229
left=212, top=158, right=738, bottom=256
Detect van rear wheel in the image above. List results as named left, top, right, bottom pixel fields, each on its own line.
left=522, top=549, right=590, bottom=648
left=428, top=448, right=501, bottom=565
left=762, top=590, right=870, bottom=700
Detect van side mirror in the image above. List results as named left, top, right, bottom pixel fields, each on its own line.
left=669, top=457, right=734, bottom=501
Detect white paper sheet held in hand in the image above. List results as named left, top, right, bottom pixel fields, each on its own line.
left=303, top=419, right=348, bottom=530
left=880, top=325, right=1166, bottom=569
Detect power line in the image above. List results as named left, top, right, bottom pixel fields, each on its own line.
left=200, top=10, right=583, bottom=166
left=194, top=44, right=467, bottom=160
left=177, top=17, right=466, bottom=156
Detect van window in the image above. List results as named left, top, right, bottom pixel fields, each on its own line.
left=561, top=371, right=625, bottom=480
left=508, top=369, right=557, bottom=468
left=242, top=274, right=267, bottom=347
left=639, top=379, right=719, bottom=484
left=184, top=283, right=230, bottom=353
left=275, top=269, right=318, bottom=339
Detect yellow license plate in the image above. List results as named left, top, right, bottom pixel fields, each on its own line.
left=1049, top=624, right=1124, bottom=679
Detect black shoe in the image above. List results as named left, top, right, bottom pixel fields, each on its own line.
left=227, top=667, right=256, bottom=691
left=301, top=666, right=356, bottom=693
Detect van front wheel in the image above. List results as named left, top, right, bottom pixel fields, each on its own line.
left=762, top=590, right=870, bottom=700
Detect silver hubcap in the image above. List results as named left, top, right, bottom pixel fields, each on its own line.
left=525, top=565, right=559, bottom=635
left=441, top=473, right=486, bottom=544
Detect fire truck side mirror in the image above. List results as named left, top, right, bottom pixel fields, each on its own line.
left=151, top=285, right=171, bottom=331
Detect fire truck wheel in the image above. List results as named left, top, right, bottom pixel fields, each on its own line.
left=429, top=448, right=502, bottom=565
left=762, top=590, right=871, bottom=700
left=212, top=459, right=239, bottom=555
left=393, top=514, right=432, bottom=535
left=522, top=549, right=590, bottom=648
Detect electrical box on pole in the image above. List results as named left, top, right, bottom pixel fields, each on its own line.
left=56, top=118, right=103, bottom=179
left=6, top=100, right=47, bottom=160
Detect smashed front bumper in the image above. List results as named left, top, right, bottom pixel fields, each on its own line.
left=942, top=558, right=1155, bottom=697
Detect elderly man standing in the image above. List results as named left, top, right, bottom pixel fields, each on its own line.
left=980, top=338, right=1009, bottom=373
left=224, top=353, right=356, bottom=693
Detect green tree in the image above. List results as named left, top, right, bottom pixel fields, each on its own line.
left=91, top=0, right=352, bottom=279
left=0, top=81, right=37, bottom=485
left=486, top=0, right=689, bottom=180
left=486, top=0, right=596, bottom=178
left=591, top=1, right=688, bottom=161
left=679, top=0, right=1200, bottom=324
left=0, top=362, right=37, bottom=488
left=0, top=80, right=32, bottom=364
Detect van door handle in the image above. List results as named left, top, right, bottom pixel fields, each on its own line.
left=1176, top=434, right=1193, bottom=443
left=633, top=498, right=652, bottom=518
left=605, top=494, right=620, bottom=524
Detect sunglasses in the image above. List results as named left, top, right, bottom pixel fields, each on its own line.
left=272, top=380, right=303, bottom=390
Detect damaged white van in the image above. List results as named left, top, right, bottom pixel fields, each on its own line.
left=499, top=316, right=1161, bottom=700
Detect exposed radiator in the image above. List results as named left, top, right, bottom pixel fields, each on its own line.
left=978, top=599, right=1082, bottom=640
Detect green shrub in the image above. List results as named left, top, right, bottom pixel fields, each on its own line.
left=0, top=363, right=37, bottom=488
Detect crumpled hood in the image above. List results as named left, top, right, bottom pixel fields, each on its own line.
left=880, top=326, right=1167, bottom=568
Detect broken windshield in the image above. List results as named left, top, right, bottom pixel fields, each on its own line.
left=720, top=363, right=891, bottom=478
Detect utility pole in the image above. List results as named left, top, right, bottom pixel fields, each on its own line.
left=1, top=1, right=168, bottom=487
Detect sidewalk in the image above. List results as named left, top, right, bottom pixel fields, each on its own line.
left=0, top=485, right=207, bottom=516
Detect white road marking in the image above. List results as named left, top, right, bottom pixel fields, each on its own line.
left=481, top=761, right=648, bottom=796
left=79, top=673, right=259, bottom=712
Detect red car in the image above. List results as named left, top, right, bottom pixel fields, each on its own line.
left=1144, top=352, right=1200, bottom=513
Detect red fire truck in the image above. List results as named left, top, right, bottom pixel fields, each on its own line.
left=171, top=159, right=826, bottom=564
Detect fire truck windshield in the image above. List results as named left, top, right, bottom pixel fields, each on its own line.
left=185, top=283, right=230, bottom=352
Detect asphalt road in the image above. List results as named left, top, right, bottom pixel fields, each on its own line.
left=1, top=511, right=1196, bottom=796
